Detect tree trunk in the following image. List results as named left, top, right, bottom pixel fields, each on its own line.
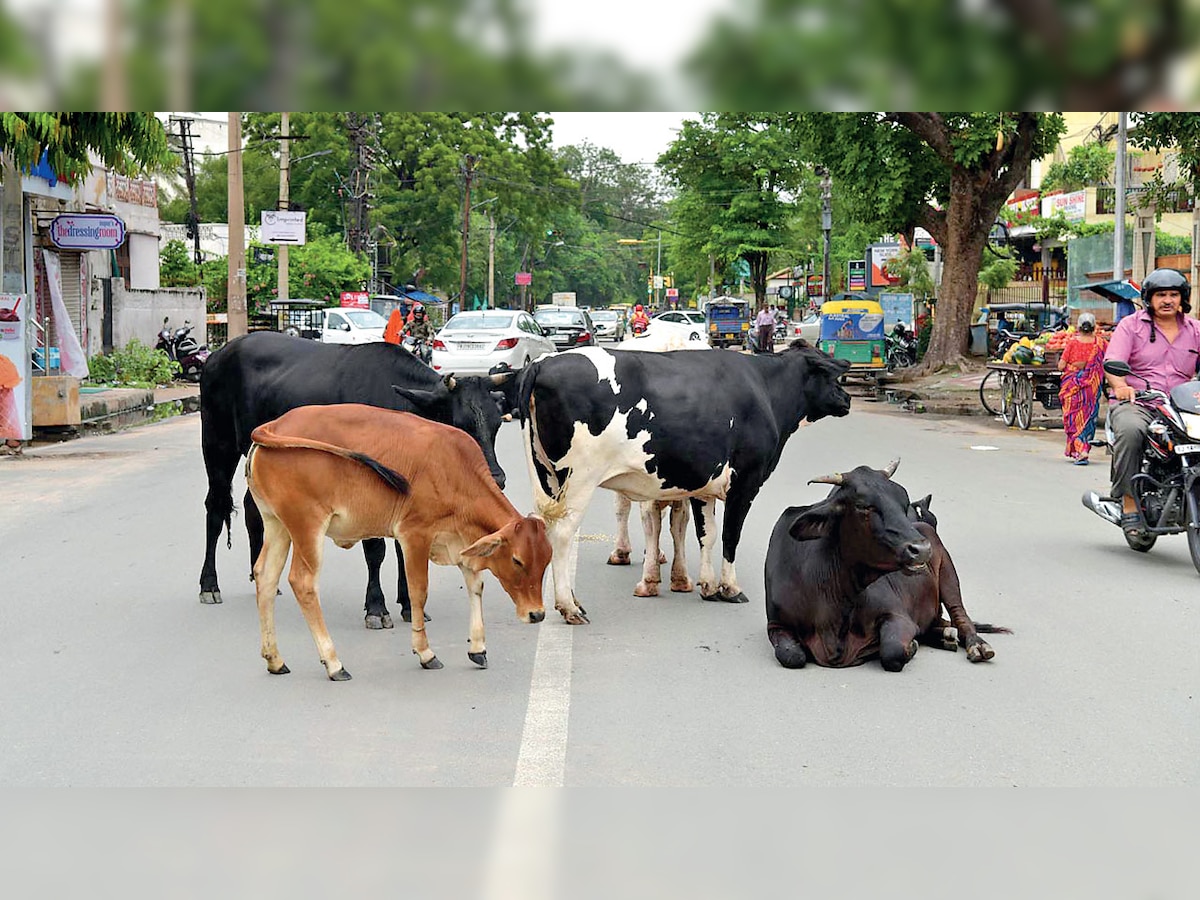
left=922, top=171, right=988, bottom=371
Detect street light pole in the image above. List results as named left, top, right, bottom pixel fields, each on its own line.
left=819, top=167, right=832, bottom=305
left=278, top=112, right=289, bottom=303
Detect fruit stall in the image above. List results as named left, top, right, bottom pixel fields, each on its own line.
left=978, top=326, right=1112, bottom=429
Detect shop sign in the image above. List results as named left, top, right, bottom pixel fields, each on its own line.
left=340, top=291, right=369, bottom=309
left=261, top=210, right=307, bottom=245
left=48, top=214, right=126, bottom=250
left=1040, top=189, right=1086, bottom=222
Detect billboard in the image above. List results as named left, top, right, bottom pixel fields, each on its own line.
left=260, top=210, right=307, bottom=245
left=868, top=243, right=902, bottom=288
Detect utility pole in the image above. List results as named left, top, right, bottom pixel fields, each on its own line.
left=655, top=229, right=662, bottom=310
left=169, top=115, right=202, bottom=267
left=488, top=211, right=496, bottom=309
left=819, top=167, right=833, bottom=307
left=278, top=112, right=290, bottom=303
left=459, top=153, right=477, bottom=308
left=227, top=113, right=247, bottom=338
left=1114, top=112, right=1127, bottom=282
left=344, top=113, right=376, bottom=255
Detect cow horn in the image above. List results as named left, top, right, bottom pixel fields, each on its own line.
left=442, top=374, right=457, bottom=391
left=882, top=458, right=900, bottom=478
left=807, top=473, right=844, bottom=486
left=490, top=370, right=514, bottom=386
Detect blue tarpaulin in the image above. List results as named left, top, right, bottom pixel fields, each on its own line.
left=1081, top=279, right=1140, bottom=323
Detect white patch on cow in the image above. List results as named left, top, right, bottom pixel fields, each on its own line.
left=562, top=346, right=620, bottom=393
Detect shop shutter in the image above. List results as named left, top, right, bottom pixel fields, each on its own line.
left=58, top=252, right=83, bottom=344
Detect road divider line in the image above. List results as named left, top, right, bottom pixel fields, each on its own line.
left=512, top=620, right=573, bottom=787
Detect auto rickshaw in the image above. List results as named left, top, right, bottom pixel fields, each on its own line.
left=817, top=294, right=887, bottom=382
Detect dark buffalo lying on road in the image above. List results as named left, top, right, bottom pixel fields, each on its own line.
left=764, top=461, right=1009, bottom=671
left=199, top=331, right=512, bottom=627
left=518, top=340, right=852, bottom=623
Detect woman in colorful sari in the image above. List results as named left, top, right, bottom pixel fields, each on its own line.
left=1058, top=312, right=1107, bottom=465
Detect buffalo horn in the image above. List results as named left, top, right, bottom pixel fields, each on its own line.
left=882, top=458, right=900, bottom=478
left=442, top=374, right=458, bottom=391
left=807, top=473, right=844, bottom=486
left=490, top=370, right=514, bottom=386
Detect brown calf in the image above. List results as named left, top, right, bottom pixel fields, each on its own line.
left=246, top=403, right=550, bottom=679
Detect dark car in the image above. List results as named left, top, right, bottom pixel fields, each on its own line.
left=533, top=306, right=596, bottom=349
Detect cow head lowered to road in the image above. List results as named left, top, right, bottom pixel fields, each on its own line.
left=764, top=461, right=1009, bottom=672
left=199, top=331, right=512, bottom=627
left=518, top=339, right=852, bottom=623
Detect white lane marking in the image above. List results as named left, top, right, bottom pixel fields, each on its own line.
left=512, top=619, right=573, bottom=787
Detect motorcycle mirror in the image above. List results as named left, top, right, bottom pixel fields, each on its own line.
left=1103, top=360, right=1131, bottom=378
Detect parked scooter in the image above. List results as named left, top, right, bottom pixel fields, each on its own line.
left=1082, top=359, right=1200, bottom=573
left=885, top=322, right=919, bottom=371
left=155, top=316, right=210, bottom=382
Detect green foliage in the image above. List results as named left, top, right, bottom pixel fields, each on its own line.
left=1040, top=142, right=1114, bottom=194
left=202, top=257, right=228, bottom=313
left=0, top=113, right=174, bottom=181
left=160, top=240, right=200, bottom=287
left=978, top=257, right=1018, bottom=291
left=886, top=244, right=936, bottom=300
left=87, top=339, right=179, bottom=387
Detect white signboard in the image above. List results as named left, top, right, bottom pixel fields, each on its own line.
left=260, top=210, right=307, bottom=245
left=48, top=214, right=126, bottom=250
left=1041, top=189, right=1087, bottom=222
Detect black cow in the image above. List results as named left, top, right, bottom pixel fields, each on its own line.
left=199, top=331, right=511, bottom=627
left=764, top=461, right=1009, bottom=671
left=518, top=340, right=852, bottom=623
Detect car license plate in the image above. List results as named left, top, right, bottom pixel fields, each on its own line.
left=1175, top=443, right=1200, bottom=454
left=456, top=341, right=485, bottom=351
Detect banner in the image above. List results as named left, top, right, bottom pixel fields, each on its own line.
left=41, top=250, right=89, bottom=379
left=0, top=294, right=30, bottom=440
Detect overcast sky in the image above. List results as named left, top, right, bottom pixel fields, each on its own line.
left=548, top=112, right=697, bottom=166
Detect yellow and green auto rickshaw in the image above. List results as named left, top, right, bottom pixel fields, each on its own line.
left=817, top=294, right=887, bottom=381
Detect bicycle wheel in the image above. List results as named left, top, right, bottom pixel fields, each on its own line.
left=978, top=369, right=1002, bottom=417
left=1014, top=375, right=1033, bottom=429
left=1001, top=372, right=1018, bottom=426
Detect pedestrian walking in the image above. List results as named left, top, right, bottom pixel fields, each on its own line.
left=754, top=305, right=775, bottom=354
left=1058, top=312, right=1107, bottom=465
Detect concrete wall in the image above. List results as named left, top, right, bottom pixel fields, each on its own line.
left=87, top=277, right=205, bottom=357
left=129, top=233, right=161, bottom=290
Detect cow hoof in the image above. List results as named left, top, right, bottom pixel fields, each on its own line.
left=967, top=641, right=995, bottom=663
left=399, top=610, right=432, bottom=624
left=773, top=637, right=807, bottom=669
left=199, top=591, right=222, bottom=605
left=703, top=590, right=748, bottom=604
left=268, top=663, right=290, bottom=675
left=633, top=581, right=660, bottom=597
left=560, top=609, right=590, bottom=625
left=670, top=578, right=694, bottom=593
left=421, top=656, right=444, bottom=670
left=606, top=550, right=631, bottom=566
left=941, top=627, right=958, bottom=652
left=468, top=651, right=488, bottom=668
left=327, top=667, right=352, bottom=681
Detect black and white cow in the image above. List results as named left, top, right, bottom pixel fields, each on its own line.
left=518, top=340, right=852, bottom=623
left=764, top=461, right=1009, bottom=671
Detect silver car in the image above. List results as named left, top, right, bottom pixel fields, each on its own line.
left=589, top=308, right=627, bottom=341
left=431, top=309, right=556, bottom=377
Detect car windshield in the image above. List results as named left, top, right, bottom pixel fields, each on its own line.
left=343, top=309, right=388, bottom=328
left=444, top=313, right=515, bottom=331
left=535, top=312, right=585, bottom=327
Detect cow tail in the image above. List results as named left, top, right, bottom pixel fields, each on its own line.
left=347, top=452, right=411, bottom=495
left=516, top=362, right=538, bottom=431
left=973, top=622, right=1013, bottom=635
left=251, top=432, right=411, bottom=496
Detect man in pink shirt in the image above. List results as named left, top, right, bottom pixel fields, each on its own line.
left=1103, top=268, right=1200, bottom=533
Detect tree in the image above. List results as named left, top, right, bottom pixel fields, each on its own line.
left=799, top=113, right=1066, bottom=371
left=1129, top=113, right=1200, bottom=293
left=0, top=113, right=173, bottom=179
left=658, top=114, right=806, bottom=309
left=159, top=240, right=200, bottom=287
left=1041, top=142, right=1115, bottom=194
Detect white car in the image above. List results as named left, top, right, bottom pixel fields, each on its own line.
left=787, top=312, right=821, bottom=344
left=431, top=309, right=556, bottom=377
left=320, top=307, right=389, bottom=344
left=647, top=309, right=707, bottom=343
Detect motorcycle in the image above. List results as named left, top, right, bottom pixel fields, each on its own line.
left=155, top=317, right=210, bottom=382
left=885, top=323, right=919, bottom=371
left=1082, top=359, right=1200, bottom=572
left=402, top=334, right=433, bottom=365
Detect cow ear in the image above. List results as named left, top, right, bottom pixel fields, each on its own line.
left=461, top=533, right=504, bottom=558
left=787, top=502, right=836, bottom=541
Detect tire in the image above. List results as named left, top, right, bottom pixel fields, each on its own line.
left=283, top=325, right=300, bottom=338
left=1186, top=481, right=1200, bottom=575
left=978, top=370, right=1002, bottom=417
left=1014, top=375, right=1033, bottom=429
left=1125, top=529, right=1157, bottom=552
left=1001, top=373, right=1018, bottom=426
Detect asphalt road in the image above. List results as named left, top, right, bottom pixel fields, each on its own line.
left=1, top=402, right=1196, bottom=788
